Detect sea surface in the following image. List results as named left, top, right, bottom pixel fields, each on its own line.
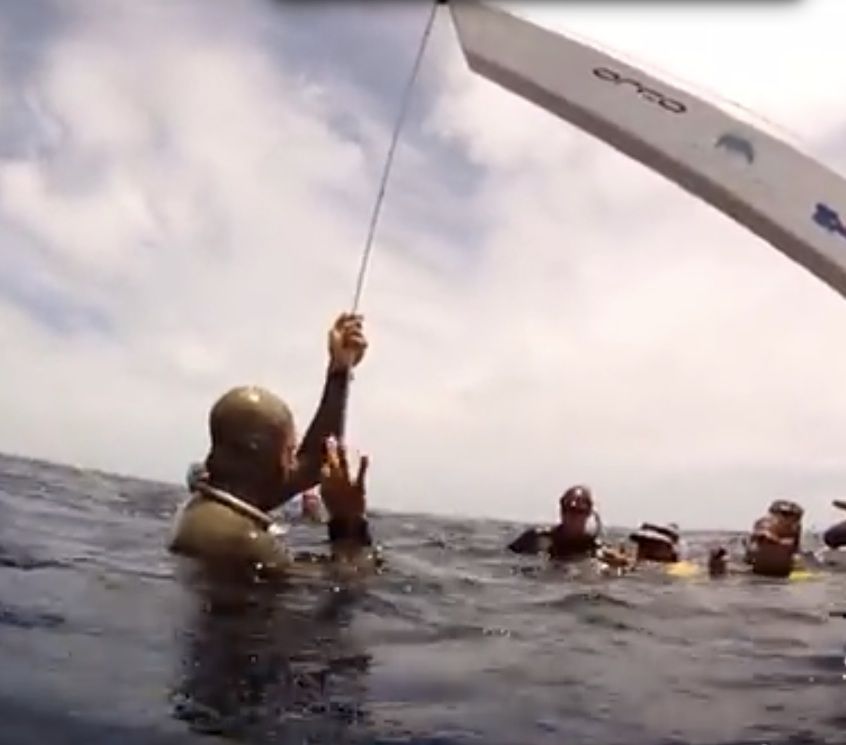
left=1, top=453, right=845, bottom=745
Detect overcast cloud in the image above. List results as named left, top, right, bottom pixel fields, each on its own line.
left=1, top=0, right=845, bottom=530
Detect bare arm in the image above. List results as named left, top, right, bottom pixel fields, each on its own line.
left=282, top=314, right=366, bottom=501
left=282, top=369, right=350, bottom=500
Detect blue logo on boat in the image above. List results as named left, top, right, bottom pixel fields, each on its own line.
left=813, top=203, right=846, bottom=240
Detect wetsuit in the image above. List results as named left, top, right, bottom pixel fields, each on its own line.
left=824, top=520, right=846, bottom=549
left=508, top=525, right=599, bottom=560
left=170, top=369, right=374, bottom=580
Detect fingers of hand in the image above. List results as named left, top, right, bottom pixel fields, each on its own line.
left=341, top=326, right=366, bottom=353
left=339, top=314, right=363, bottom=333
left=343, top=326, right=366, bottom=343
left=329, top=316, right=367, bottom=365
left=355, top=454, right=369, bottom=490
left=334, top=313, right=363, bottom=333
left=324, top=437, right=356, bottom=489
left=325, top=437, right=341, bottom=474
left=333, top=313, right=351, bottom=330
left=337, top=443, right=350, bottom=481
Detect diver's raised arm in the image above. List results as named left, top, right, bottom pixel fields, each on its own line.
left=285, top=314, right=367, bottom=499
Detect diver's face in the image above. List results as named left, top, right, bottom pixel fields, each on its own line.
left=771, top=513, right=802, bottom=550
left=780, top=514, right=802, bottom=536
left=302, top=494, right=321, bottom=519
left=635, top=539, right=677, bottom=563
left=559, top=506, right=590, bottom=533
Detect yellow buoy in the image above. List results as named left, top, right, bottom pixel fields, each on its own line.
left=666, top=561, right=701, bottom=578
left=788, top=568, right=815, bottom=582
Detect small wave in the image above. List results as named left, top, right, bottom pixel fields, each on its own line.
left=0, top=602, right=64, bottom=630
left=1, top=453, right=846, bottom=745
left=0, top=545, right=66, bottom=571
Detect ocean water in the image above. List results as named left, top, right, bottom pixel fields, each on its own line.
left=1, top=453, right=845, bottom=745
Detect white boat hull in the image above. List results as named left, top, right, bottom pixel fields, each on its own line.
left=448, top=1, right=846, bottom=299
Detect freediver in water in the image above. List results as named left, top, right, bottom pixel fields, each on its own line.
left=628, top=522, right=681, bottom=563
left=169, top=313, right=378, bottom=738
left=708, top=499, right=805, bottom=579
left=507, top=486, right=604, bottom=561
left=600, top=500, right=812, bottom=580
left=588, top=521, right=700, bottom=577
left=504, top=489, right=688, bottom=574
left=610, top=522, right=684, bottom=572
left=169, top=312, right=379, bottom=579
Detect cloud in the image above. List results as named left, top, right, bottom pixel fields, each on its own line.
left=1, top=0, right=845, bottom=531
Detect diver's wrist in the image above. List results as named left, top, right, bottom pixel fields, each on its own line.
left=327, top=515, right=372, bottom=546
left=327, top=361, right=353, bottom=378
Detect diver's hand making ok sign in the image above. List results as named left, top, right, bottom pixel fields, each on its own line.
left=320, top=436, right=369, bottom=523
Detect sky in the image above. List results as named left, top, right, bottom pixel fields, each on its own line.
left=1, top=0, right=846, bottom=530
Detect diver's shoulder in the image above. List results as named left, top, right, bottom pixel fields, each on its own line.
left=507, top=526, right=550, bottom=554
left=169, top=494, right=257, bottom=557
